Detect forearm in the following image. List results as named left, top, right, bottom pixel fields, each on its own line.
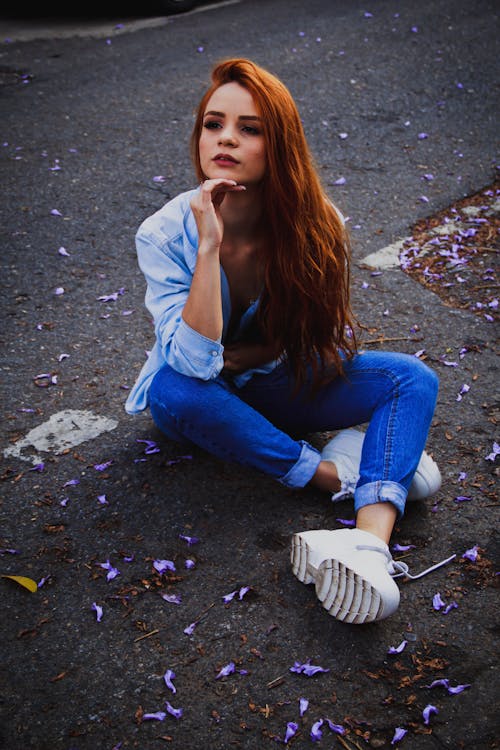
left=182, top=244, right=223, bottom=342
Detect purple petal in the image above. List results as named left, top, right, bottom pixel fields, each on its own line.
left=299, top=697, right=309, bottom=716
left=91, top=602, right=103, bottom=622
left=422, top=704, right=438, bottom=725
left=447, top=683, right=471, bottom=694
left=485, top=442, right=500, bottom=461
left=154, top=559, right=176, bottom=574
left=97, top=494, right=108, bottom=505
left=215, top=661, right=235, bottom=679
left=462, top=545, right=479, bottom=562
left=179, top=534, right=200, bottom=546
left=335, top=518, right=356, bottom=527
left=185, top=559, right=195, bottom=569
left=94, top=460, right=113, bottom=471
left=388, top=639, right=408, bottom=655
left=391, top=727, right=408, bottom=744
left=392, top=544, right=416, bottom=552
left=443, top=601, right=458, bottom=614
left=143, top=711, right=166, bottom=721
left=161, top=592, right=182, bottom=605
left=63, top=478, right=79, bottom=487
left=223, top=590, right=237, bottom=603
left=310, top=719, right=323, bottom=741
left=98, top=560, right=120, bottom=581
left=433, top=592, right=445, bottom=610
left=238, top=586, right=250, bottom=600
left=165, top=701, right=183, bottom=719
left=136, top=438, right=160, bottom=455
left=425, top=678, right=449, bottom=689
left=163, top=669, right=176, bottom=693
left=324, top=719, right=345, bottom=735
left=290, top=659, right=329, bottom=676
left=183, top=621, right=198, bottom=636
left=454, top=495, right=472, bottom=503
left=284, top=722, right=298, bottom=743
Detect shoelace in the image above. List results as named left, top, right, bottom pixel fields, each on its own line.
left=357, top=544, right=457, bottom=580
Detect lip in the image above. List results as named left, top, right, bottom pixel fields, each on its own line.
left=213, top=153, right=239, bottom=164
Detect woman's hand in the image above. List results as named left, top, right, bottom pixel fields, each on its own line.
left=190, top=179, right=246, bottom=252
left=223, top=341, right=281, bottom=375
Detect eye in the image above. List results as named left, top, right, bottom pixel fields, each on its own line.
left=203, top=120, right=222, bottom=130
left=242, top=125, right=261, bottom=135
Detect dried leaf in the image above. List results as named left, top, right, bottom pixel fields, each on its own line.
left=1, top=575, right=38, bottom=592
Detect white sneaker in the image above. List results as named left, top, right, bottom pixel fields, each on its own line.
left=321, top=428, right=441, bottom=502
left=291, top=528, right=456, bottom=624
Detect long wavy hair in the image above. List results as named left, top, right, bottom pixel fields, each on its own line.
left=191, top=58, right=357, bottom=388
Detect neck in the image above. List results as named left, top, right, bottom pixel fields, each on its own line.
left=220, top=184, right=265, bottom=240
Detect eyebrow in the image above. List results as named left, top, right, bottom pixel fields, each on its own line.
left=203, top=110, right=261, bottom=121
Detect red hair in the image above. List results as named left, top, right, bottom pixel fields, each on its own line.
left=191, top=58, right=357, bottom=387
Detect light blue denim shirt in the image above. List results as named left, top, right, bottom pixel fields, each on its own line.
left=125, top=188, right=279, bottom=414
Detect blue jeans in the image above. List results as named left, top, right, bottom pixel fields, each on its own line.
left=149, top=351, right=439, bottom=517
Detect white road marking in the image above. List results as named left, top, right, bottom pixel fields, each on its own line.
left=4, top=410, right=118, bottom=465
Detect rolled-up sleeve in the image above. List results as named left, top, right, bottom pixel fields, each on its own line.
left=136, top=212, right=224, bottom=381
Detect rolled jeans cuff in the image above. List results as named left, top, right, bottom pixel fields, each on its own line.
left=279, top=441, right=321, bottom=488
left=354, top=480, right=407, bottom=519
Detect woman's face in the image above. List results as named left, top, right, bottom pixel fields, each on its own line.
left=198, top=82, right=267, bottom=186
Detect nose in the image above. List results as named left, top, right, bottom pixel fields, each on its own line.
left=218, top=125, right=238, bottom=146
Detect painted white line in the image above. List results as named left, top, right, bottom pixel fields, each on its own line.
left=4, top=410, right=118, bottom=465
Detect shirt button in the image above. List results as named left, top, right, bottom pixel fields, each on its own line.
left=211, top=350, right=218, bottom=356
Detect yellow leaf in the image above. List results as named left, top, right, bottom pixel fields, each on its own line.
left=1, top=575, right=38, bottom=592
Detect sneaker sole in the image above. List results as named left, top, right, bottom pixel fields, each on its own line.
left=315, top=560, right=390, bottom=624
left=290, top=533, right=317, bottom=585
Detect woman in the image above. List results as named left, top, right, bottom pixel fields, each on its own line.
left=126, top=58, right=444, bottom=624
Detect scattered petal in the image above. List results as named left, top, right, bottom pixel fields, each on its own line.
left=142, top=711, right=166, bottom=721
left=185, top=559, right=195, bottom=569
left=485, top=442, right=500, bottom=461
left=58, top=246, right=70, bottom=257
left=165, top=701, right=183, bottom=719
left=98, top=560, right=120, bottom=581
left=161, top=592, right=182, bottom=605
left=299, top=697, right=309, bottom=716
left=290, top=659, right=329, bottom=676
left=388, top=639, right=408, bottom=655
left=336, top=518, right=356, bottom=527
left=462, top=545, right=479, bottom=562
left=310, top=719, right=323, bottom=741
left=163, top=669, right=176, bottom=693
left=154, top=559, right=176, bottom=574
left=422, top=704, right=438, bottom=725
left=179, top=534, right=199, bottom=546
left=94, top=460, right=112, bottom=471
left=391, top=727, right=408, bottom=744
left=392, top=544, right=416, bottom=552
left=284, top=722, right=298, bottom=743
left=136, top=438, right=160, bottom=455
left=92, top=602, right=103, bottom=622
left=324, top=720, right=345, bottom=735
left=433, top=592, right=446, bottom=610
left=184, top=621, right=198, bottom=635
left=215, top=661, right=235, bottom=679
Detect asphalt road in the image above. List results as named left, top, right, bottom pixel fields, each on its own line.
left=0, top=1, right=498, bottom=748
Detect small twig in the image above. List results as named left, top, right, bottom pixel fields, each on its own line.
left=134, top=629, right=160, bottom=642
left=267, top=675, right=286, bottom=689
